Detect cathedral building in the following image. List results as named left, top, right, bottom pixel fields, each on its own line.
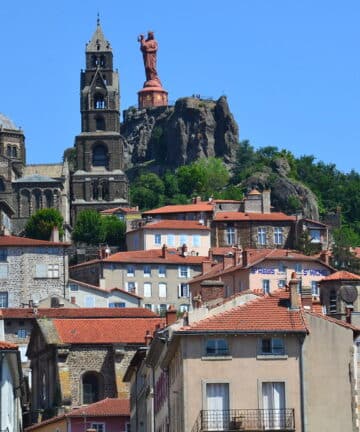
left=0, top=20, right=129, bottom=235
left=71, top=20, right=129, bottom=220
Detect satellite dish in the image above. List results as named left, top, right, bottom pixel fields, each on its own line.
left=339, top=285, right=358, bottom=304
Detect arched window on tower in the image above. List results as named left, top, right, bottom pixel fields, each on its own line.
left=6, top=146, right=11, bottom=157
left=12, top=147, right=17, bottom=158
left=82, top=371, right=103, bottom=404
left=92, top=144, right=108, bottom=167
left=101, top=181, right=109, bottom=201
left=100, top=55, right=106, bottom=67
left=95, top=116, right=105, bottom=131
left=91, top=55, right=98, bottom=67
left=94, top=93, right=106, bottom=109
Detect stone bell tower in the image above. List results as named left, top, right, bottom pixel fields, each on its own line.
left=71, top=18, right=129, bottom=221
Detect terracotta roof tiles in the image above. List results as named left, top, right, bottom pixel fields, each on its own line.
left=135, top=220, right=210, bottom=231
left=103, top=249, right=207, bottom=264
left=179, top=290, right=308, bottom=334
left=321, top=270, right=360, bottom=281
left=214, top=212, right=296, bottom=222
left=143, top=202, right=214, bottom=215
left=0, top=235, right=70, bottom=247
left=0, top=341, right=18, bottom=350
left=68, top=398, right=129, bottom=417
left=53, top=317, right=165, bottom=344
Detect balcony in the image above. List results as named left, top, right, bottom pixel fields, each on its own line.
left=191, top=409, right=295, bottom=432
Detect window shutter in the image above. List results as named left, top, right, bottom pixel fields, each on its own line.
left=178, top=284, right=181, bottom=298
left=35, top=264, right=47, bottom=278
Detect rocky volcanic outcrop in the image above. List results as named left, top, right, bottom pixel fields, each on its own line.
left=243, top=157, right=319, bottom=220
left=121, top=96, right=239, bottom=170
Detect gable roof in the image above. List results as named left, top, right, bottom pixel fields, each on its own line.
left=52, top=317, right=165, bottom=344
left=68, top=397, right=129, bottom=417
left=100, top=207, right=139, bottom=215
left=178, top=290, right=308, bottom=334
left=0, top=341, right=18, bottom=350
left=0, top=235, right=70, bottom=247
left=320, top=270, right=360, bottom=282
left=68, top=278, right=143, bottom=300
left=214, top=211, right=296, bottom=222
left=143, top=202, right=214, bottom=215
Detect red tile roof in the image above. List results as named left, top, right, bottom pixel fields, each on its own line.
left=214, top=212, right=296, bottom=222
left=135, top=220, right=210, bottom=231
left=0, top=235, right=70, bottom=247
left=53, top=317, right=165, bottom=344
left=304, top=310, right=360, bottom=332
left=0, top=341, right=18, bottom=350
left=103, top=249, right=207, bottom=264
left=1, top=307, right=157, bottom=319
left=68, top=398, right=129, bottom=417
left=143, top=202, right=214, bottom=215
left=179, top=290, right=307, bottom=333
left=321, top=270, right=360, bottom=281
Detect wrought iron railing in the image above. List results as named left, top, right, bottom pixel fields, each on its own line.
left=191, top=409, right=295, bottom=431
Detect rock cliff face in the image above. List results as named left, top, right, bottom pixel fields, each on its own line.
left=243, top=157, right=319, bottom=220
left=121, top=96, right=239, bottom=170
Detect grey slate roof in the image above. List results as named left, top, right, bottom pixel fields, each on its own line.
left=86, top=20, right=111, bottom=52
left=0, top=113, right=18, bottom=130
left=13, top=174, right=58, bottom=183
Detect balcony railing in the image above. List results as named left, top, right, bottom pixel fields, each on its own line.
left=191, top=409, right=295, bottom=432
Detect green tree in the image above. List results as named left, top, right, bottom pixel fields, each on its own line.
left=102, top=215, right=126, bottom=246
left=331, top=226, right=360, bottom=273
left=24, top=208, right=64, bottom=240
left=72, top=210, right=105, bottom=245
left=130, top=173, right=165, bottom=210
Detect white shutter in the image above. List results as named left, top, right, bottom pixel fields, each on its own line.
left=35, top=264, right=47, bottom=278
left=159, top=283, right=167, bottom=298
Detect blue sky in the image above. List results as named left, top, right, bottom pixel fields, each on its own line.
left=0, top=1, right=359, bottom=173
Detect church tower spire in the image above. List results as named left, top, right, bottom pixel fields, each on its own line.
left=71, top=20, right=129, bottom=221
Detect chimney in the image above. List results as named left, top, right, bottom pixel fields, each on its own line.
left=162, top=244, right=168, bottom=258
left=144, top=330, right=153, bottom=346
left=50, top=226, right=59, bottom=242
left=234, top=247, right=242, bottom=265
left=301, top=286, right=312, bottom=310
left=208, top=249, right=213, bottom=261
left=345, top=305, right=353, bottom=324
left=166, top=305, right=177, bottom=326
left=192, top=196, right=201, bottom=204
left=289, top=272, right=300, bottom=309
left=242, top=250, right=248, bottom=267
left=71, top=296, right=76, bottom=304
left=202, top=260, right=213, bottom=274
left=319, top=250, right=330, bottom=266
left=181, top=244, right=188, bottom=257
left=223, top=253, right=234, bottom=270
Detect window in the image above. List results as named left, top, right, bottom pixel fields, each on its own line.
left=329, top=289, right=337, bottom=313
left=0, top=249, right=7, bottom=261
left=158, top=304, right=167, bottom=316
left=273, top=227, right=283, bottom=245
left=94, top=93, right=106, bottom=109
left=192, top=235, right=200, bottom=247
left=309, top=229, right=321, bottom=243
left=82, top=372, right=103, bottom=404
left=0, top=292, right=8, bottom=307
left=144, top=303, right=152, bottom=311
left=70, top=284, right=79, bottom=291
left=92, top=144, right=108, bottom=166
left=178, top=266, right=190, bottom=278
left=48, top=264, right=59, bottom=278
left=179, top=304, right=189, bottom=313
left=178, top=283, right=189, bottom=298
left=85, top=296, right=95, bottom=307
left=311, top=281, right=319, bottom=297
left=144, top=283, right=152, bottom=298
left=179, top=234, right=188, bottom=246
left=294, top=263, right=302, bottom=274
left=158, top=265, right=166, bottom=278
left=278, top=263, right=286, bottom=274
left=262, top=279, right=270, bottom=294
left=109, top=302, right=126, bottom=308
left=0, top=263, right=8, bottom=279
left=205, top=339, right=229, bottom=356
left=278, top=279, right=286, bottom=288
left=206, top=383, right=229, bottom=430
left=226, top=226, right=235, bottom=245
left=125, top=423, right=131, bottom=432
left=159, top=283, right=167, bottom=298
left=127, top=265, right=135, bottom=277
left=126, top=281, right=136, bottom=293
left=262, top=382, right=286, bottom=429
left=167, top=234, right=175, bottom=247
left=92, top=424, right=105, bottom=432
left=154, top=233, right=161, bottom=245
left=143, top=265, right=151, bottom=277
left=17, top=329, right=27, bottom=338
left=258, top=228, right=267, bottom=245
left=260, top=338, right=285, bottom=355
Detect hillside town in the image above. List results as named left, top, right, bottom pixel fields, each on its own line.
left=1, top=20, right=360, bottom=432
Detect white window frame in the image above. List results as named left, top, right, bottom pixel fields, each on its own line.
left=48, top=264, right=59, bottom=278
left=143, top=282, right=152, bottom=298
left=178, top=283, right=189, bottom=298
left=167, top=234, right=175, bottom=247
left=127, top=265, right=135, bottom=277
left=311, top=280, right=319, bottom=297
left=226, top=226, right=235, bottom=245
left=158, top=265, right=166, bottom=278
left=0, top=292, right=8, bottom=307
left=179, top=234, right=188, bottom=246
left=192, top=234, right=201, bottom=247
left=159, top=282, right=167, bottom=298
left=154, top=233, right=162, bottom=245
left=259, top=337, right=285, bottom=356
left=273, top=227, right=283, bottom=245
left=178, top=266, right=190, bottom=278
left=91, top=423, right=105, bottom=432
left=85, top=296, right=95, bottom=307
left=258, top=228, right=267, bottom=246
left=143, top=265, right=151, bottom=277
left=262, top=279, right=270, bottom=294
left=126, top=281, right=137, bottom=293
